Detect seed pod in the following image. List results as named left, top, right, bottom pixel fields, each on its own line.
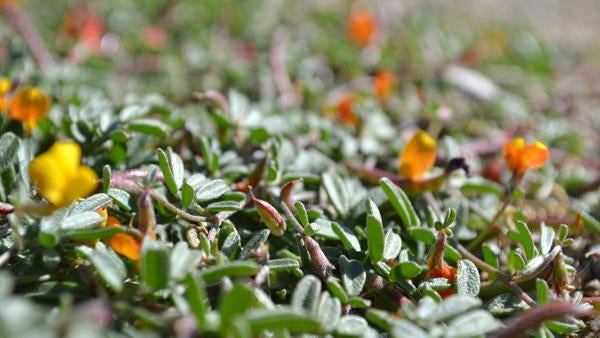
left=279, top=179, right=299, bottom=211
left=138, top=190, right=157, bottom=240
left=303, top=235, right=335, bottom=277
left=252, top=193, right=286, bottom=236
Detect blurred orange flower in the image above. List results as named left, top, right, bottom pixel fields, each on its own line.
left=398, top=130, right=437, bottom=181
left=346, top=9, right=376, bottom=47
left=336, top=94, right=359, bottom=127
left=63, top=3, right=104, bottom=54
left=8, top=87, right=50, bottom=132
left=373, top=71, right=394, bottom=101
left=29, top=141, right=97, bottom=209
left=104, top=215, right=141, bottom=261
left=503, top=138, right=549, bottom=177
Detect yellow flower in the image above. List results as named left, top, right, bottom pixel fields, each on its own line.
left=398, top=130, right=437, bottom=181
left=0, top=77, right=11, bottom=111
left=29, top=141, right=98, bottom=209
left=8, top=87, right=51, bottom=133
left=503, top=138, right=549, bottom=177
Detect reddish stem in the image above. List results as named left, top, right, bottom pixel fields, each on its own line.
left=491, top=302, right=595, bottom=338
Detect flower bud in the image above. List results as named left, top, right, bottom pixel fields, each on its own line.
left=252, top=193, right=286, bottom=236
left=138, top=190, right=156, bottom=240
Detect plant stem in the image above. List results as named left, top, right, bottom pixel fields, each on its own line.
left=466, top=195, right=513, bottom=251
left=491, top=302, right=594, bottom=338
left=280, top=198, right=305, bottom=234
left=0, top=3, right=54, bottom=72
left=451, top=237, right=537, bottom=308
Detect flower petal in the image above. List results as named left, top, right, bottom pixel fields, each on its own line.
left=108, top=234, right=141, bottom=260
left=398, top=130, right=437, bottom=181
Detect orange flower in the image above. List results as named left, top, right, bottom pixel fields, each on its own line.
left=426, top=229, right=456, bottom=298
left=427, top=262, right=457, bottom=297
left=398, top=130, right=437, bottom=181
left=503, top=138, right=549, bottom=177
left=104, top=215, right=141, bottom=261
left=0, top=77, right=11, bottom=111
left=336, top=94, right=359, bottom=127
left=346, top=9, right=376, bottom=47
left=373, top=71, right=394, bottom=101
left=8, top=87, right=51, bottom=132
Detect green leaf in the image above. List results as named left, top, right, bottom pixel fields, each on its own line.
left=61, top=211, right=105, bottom=231
left=89, top=242, right=126, bottom=292
left=442, top=208, right=457, bottom=228
left=536, top=278, right=550, bottom=305
left=339, top=255, right=366, bottom=297
left=336, top=315, right=368, bottom=337
left=200, top=261, right=260, bottom=284
left=219, top=284, right=258, bottom=333
left=445, top=310, right=503, bottom=338
left=245, top=308, right=322, bottom=335
left=456, top=260, right=480, bottom=296
left=322, top=173, right=350, bottom=217
left=578, top=210, right=600, bottom=235
left=141, top=240, right=170, bottom=292
left=295, top=201, right=309, bottom=227
left=482, top=244, right=499, bottom=270
left=184, top=274, right=208, bottom=331
left=206, top=200, right=241, bottom=212
left=170, top=242, right=203, bottom=281
left=128, top=118, right=170, bottom=137
left=196, top=179, right=230, bottom=202
left=291, top=275, right=321, bottom=314
left=239, top=229, right=270, bottom=260
left=157, top=147, right=184, bottom=196
left=513, top=246, right=560, bottom=282
left=70, top=193, right=112, bottom=214
left=419, top=278, right=452, bottom=292
left=390, top=261, right=422, bottom=280
left=221, top=230, right=241, bottom=258
left=409, top=227, right=436, bottom=245
left=181, top=182, right=195, bottom=209
left=65, top=226, right=123, bottom=240
left=391, top=319, right=430, bottom=338
left=108, top=188, right=134, bottom=211
left=39, top=212, right=63, bottom=247
left=366, top=199, right=385, bottom=263
left=545, top=320, right=580, bottom=334
left=486, top=293, right=530, bottom=316
left=507, top=221, right=536, bottom=260
left=316, top=292, right=342, bottom=332
left=326, top=276, right=349, bottom=303
left=268, top=258, right=300, bottom=272
left=331, top=222, right=361, bottom=251
left=424, top=295, right=482, bottom=323
left=383, top=229, right=402, bottom=260
left=539, top=223, right=555, bottom=255
left=102, top=165, right=111, bottom=192
left=379, top=177, right=420, bottom=228
left=0, top=132, right=20, bottom=172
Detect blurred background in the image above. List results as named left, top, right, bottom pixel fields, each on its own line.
left=2, top=0, right=599, bottom=163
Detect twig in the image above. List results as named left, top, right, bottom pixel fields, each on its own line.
left=270, top=28, right=296, bottom=108
left=0, top=3, right=54, bottom=72
left=451, top=237, right=537, bottom=308
left=491, top=302, right=595, bottom=338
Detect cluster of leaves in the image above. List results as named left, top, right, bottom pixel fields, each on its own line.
left=1, top=1, right=600, bottom=338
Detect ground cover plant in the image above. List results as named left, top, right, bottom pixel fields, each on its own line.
left=1, top=0, right=599, bottom=337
